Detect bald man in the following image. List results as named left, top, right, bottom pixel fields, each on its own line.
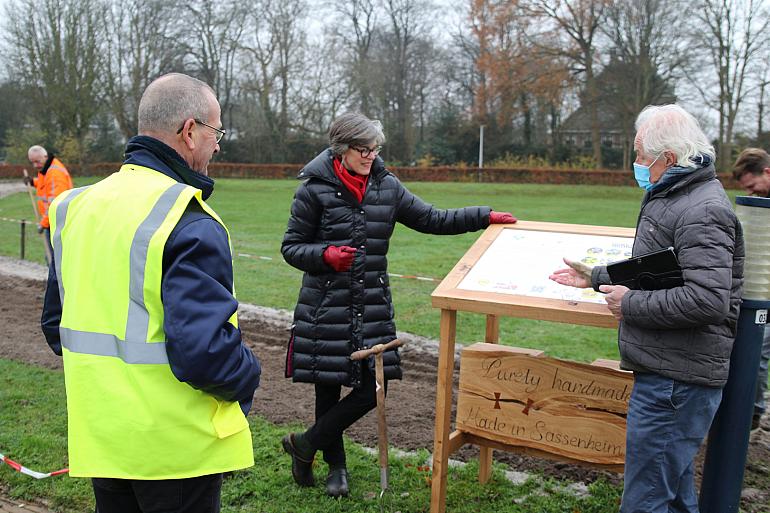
left=25, top=146, right=73, bottom=261
left=41, top=73, right=261, bottom=513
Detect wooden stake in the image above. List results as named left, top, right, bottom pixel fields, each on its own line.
left=22, top=169, right=52, bottom=264
left=430, top=309, right=456, bottom=513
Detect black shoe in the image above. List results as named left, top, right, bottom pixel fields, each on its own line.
left=282, top=434, right=315, bottom=487
left=751, top=413, right=761, bottom=431
left=326, top=467, right=349, bottom=497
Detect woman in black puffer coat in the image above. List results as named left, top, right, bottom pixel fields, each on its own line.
left=280, top=112, right=516, bottom=497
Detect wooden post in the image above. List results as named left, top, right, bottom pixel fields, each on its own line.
left=430, top=309, right=457, bottom=513
left=374, top=352, right=390, bottom=492
left=20, top=220, right=26, bottom=260
left=478, top=314, right=500, bottom=483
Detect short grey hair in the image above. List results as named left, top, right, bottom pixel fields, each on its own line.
left=328, top=112, right=386, bottom=156
left=138, top=73, right=216, bottom=134
left=28, top=145, right=47, bottom=159
left=635, top=104, right=715, bottom=167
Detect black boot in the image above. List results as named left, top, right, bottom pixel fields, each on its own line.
left=281, top=433, right=315, bottom=487
left=326, top=466, right=349, bottom=497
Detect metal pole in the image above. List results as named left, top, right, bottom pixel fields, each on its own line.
left=699, top=299, right=769, bottom=513
left=700, top=195, right=770, bottom=512
left=478, top=125, right=485, bottom=183
left=20, top=220, right=26, bottom=260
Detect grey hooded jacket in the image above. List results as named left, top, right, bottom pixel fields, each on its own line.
left=591, top=163, right=744, bottom=387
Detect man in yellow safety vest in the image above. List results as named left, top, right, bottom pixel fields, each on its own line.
left=41, top=73, right=261, bottom=513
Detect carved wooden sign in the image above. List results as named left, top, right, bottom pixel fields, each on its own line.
left=457, top=343, right=633, bottom=465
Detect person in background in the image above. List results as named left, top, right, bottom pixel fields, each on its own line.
left=733, top=147, right=770, bottom=431
left=41, top=73, right=261, bottom=513
left=24, top=145, right=73, bottom=262
left=551, top=104, right=743, bottom=513
left=280, top=111, right=517, bottom=497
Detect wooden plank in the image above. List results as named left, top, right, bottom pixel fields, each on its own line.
left=591, top=358, right=630, bottom=373
left=479, top=315, right=500, bottom=483
left=465, top=342, right=543, bottom=357
left=464, top=433, right=625, bottom=473
left=459, top=344, right=631, bottom=414
left=430, top=309, right=457, bottom=513
left=447, top=430, right=467, bottom=455
left=431, top=291, right=619, bottom=328
left=485, top=315, right=500, bottom=343
left=456, top=344, right=633, bottom=466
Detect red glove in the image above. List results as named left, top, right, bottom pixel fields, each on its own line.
left=489, top=211, right=517, bottom=224
left=323, top=245, right=357, bottom=272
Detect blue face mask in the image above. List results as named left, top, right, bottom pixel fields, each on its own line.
left=633, top=155, right=660, bottom=190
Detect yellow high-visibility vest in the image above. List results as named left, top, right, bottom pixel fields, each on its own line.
left=49, top=164, right=253, bottom=479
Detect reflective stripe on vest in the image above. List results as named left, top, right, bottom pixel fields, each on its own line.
left=53, top=183, right=188, bottom=363
left=60, top=328, right=168, bottom=364
left=52, top=187, right=88, bottom=305
left=126, top=183, right=187, bottom=344
left=48, top=165, right=253, bottom=479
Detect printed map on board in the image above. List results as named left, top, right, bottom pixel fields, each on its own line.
left=457, top=229, right=634, bottom=304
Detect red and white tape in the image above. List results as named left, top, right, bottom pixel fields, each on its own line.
left=0, top=453, right=69, bottom=479
left=236, top=253, right=440, bottom=283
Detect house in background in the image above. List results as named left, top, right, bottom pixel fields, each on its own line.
left=559, top=55, right=676, bottom=169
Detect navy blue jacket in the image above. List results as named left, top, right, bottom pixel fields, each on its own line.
left=41, top=137, right=261, bottom=414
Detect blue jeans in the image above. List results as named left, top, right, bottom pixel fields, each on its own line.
left=620, top=373, right=722, bottom=513
left=754, top=327, right=770, bottom=415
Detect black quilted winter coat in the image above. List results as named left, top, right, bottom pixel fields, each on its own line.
left=282, top=149, right=491, bottom=387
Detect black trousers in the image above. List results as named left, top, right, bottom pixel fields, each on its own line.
left=42, top=227, right=53, bottom=266
left=92, top=473, right=223, bottom=513
left=304, top=369, right=387, bottom=467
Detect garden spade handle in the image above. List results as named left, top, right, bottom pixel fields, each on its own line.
left=350, top=339, right=404, bottom=496
left=349, top=339, right=403, bottom=361
left=22, top=169, right=41, bottom=224
left=22, top=168, right=52, bottom=264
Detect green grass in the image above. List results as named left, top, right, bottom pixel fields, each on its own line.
left=0, top=178, right=746, bottom=363
left=0, top=358, right=622, bottom=512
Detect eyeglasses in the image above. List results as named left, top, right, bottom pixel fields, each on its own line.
left=351, top=145, right=382, bottom=158
left=176, top=118, right=226, bottom=143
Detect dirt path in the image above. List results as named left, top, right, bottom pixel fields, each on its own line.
left=0, top=182, right=26, bottom=199
left=1, top=266, right=769, bottom=511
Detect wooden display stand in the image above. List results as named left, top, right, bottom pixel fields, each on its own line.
left=429, top=221, right=636, bottom=513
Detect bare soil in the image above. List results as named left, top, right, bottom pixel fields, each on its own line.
left=1, top=272, right=769, bottom=511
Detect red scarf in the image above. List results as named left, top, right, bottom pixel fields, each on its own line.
left=333, top=157, right=368, bottom=203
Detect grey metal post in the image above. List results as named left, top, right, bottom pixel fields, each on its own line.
left=700, top=195, right=770, bottom=512
left=20, top=219, right=26, bottom=260
left=478, top=125, right=484, bottom=183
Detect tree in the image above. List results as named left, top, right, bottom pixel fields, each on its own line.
left=375, top=0, right=434, bottom=163
left=329, top=0, right=379, bottom=116
left=4, top=0, right=105, bottom=162
left=182, top=0, right=251, bottom=138
left=690, top=0, right=770, bottom=170
left=468, top=0, right=570, bottom=157
left=239, top=0, right=308, bottom=162
left=601, top=0, right=684, bottom=167
left=526, top=0, right=612, bottom=167
left=103, top=0, right=185, bottom=140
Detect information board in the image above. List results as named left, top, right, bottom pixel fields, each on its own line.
left=457, top=228, right=634, bottom=304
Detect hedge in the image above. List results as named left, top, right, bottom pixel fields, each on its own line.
left=0, top=162, right=742, bottom=189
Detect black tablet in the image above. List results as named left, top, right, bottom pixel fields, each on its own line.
left=606, top=246, right=684, bottom=290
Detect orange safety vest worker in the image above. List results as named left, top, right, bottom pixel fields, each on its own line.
left=31, top=157, right=73, bottom=228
